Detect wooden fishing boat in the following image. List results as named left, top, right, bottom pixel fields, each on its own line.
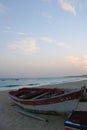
left=64, top=111, right=87, bottom=130
left=9, top=87, right=82, bottom=114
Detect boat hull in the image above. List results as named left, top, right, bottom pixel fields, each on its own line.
left=12, top=99, right=79, bottom=114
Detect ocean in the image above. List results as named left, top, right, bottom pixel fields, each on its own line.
left=0, top=76, right=87, bottom=91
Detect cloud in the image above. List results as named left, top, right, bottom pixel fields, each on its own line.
left=0, top=3, right=7, bottom=14
left=58, top=0, right=76, bottom=15
left=66, top=55, right=87, bottom=69
left=58, top=42, right=65, bottom=47
left=42, top=0, right=51, bottom=3
left=17, top=32, right=26, bottom=36
left=57, top=42, right=70, bottom=48
left=3, top=26, right=11, bottom=32
left=9, top=39, right=40, bottom=55
left=41, top=37, right=53, bottom=43
left=41, top=37, right=70, bottom=49
left=66, top=56, right=80, bottom=64
left=41, top=12, right=53, bottom=24
left=41, top=12, right=52, bottom=19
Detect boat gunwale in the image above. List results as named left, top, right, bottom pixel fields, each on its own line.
left=9, top=89, right=82, bottom=103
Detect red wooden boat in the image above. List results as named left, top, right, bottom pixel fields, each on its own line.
left=64, top=111, right=87, bottom=130
left=9, top=87, right=82, bottom=114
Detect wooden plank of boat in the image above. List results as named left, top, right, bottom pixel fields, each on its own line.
left=30, top=92, right=49, bottom=100
left=14, top=108, right=49, bottom=122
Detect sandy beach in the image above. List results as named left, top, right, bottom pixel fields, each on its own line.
left=0, top=80, right=87, bottom=130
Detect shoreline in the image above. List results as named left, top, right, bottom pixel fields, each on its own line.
left=39, top=79, right=87, bottom=89
left=0, top=79, right=87, bottom=92
left=0, top=80, right=87, bottom=130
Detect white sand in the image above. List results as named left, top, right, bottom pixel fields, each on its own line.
left=0, top=80, right=87, bottom=130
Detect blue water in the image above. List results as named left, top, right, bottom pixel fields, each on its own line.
left=0, top=76, right=86, bottom=90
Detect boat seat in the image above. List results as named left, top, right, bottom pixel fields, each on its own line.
left=18, top=92, right=43, bottom=99
left=30, top=92, right=49, bottom=100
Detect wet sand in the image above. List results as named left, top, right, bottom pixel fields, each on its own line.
left=0, top=80, right=87, bottom=130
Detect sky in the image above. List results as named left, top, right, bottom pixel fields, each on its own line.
left=0, top=0, right=87, bottom=78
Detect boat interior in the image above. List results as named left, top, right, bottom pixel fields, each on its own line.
left=10, top=88, right=68, bottom=100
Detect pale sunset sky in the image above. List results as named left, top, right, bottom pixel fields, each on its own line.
left=0, top=0, right=87, bottom=78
